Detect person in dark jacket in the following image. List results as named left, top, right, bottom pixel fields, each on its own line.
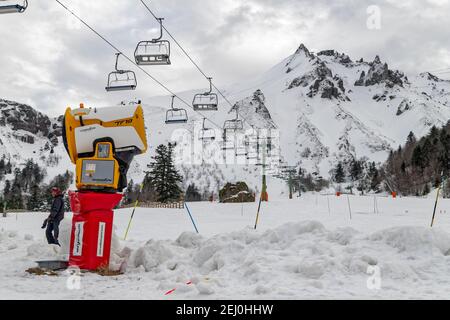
left=42, top=187, right=65, bottom=246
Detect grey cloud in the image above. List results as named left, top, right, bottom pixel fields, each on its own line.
left=0, top=0, right=449, bottom=116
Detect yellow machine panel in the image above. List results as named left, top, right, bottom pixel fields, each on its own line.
left=75, top=142, right=120, bottom=191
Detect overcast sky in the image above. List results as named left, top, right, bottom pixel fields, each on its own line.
left=0, top=0, right=449, bottom=116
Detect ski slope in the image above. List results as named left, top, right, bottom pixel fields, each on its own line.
left=1, top=193, right=450, bottom=300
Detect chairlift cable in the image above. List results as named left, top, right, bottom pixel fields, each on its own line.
left=140, top=0, right=209, bottom=80
left=54, top=0, right=222, bottom=130
left=139, top=0, right=260, bottom=129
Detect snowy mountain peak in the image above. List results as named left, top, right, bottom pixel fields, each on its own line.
left=294, top=43, right=313, bottom=58
left=286, top=56, right=348, bottom=101
left=418, top=72, right=448, bottom=83
left=233, top=90, right=277, bottom=129
left=355, top=55, right=405, bottom=88
left=373, top=55, right=382, bottom=65
left=0, top=99, right=68, bottom=190
left=285, top=43, right=317, bottom=73
left=317, top=49, right=352, bottom=65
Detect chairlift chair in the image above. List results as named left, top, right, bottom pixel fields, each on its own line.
left=257, top=137, right=272, bottom=155
left=165, top=95, right=188, bottom=124
left=223, top=109, right=244, bottom=132
left=105, top=53, right=137, bottom=92
left=193, top=77, right=218, bottom=111
left=0, top=0, right=27, bottom=14
left=221, top=140, right=234, bottom=151
left=199, top=118, right=216, bottom=141
left=221, top=132, right=235, bottom=150
left=135, top=18, right=171, bottom=66
left=281, top=166, right=297, bottom=175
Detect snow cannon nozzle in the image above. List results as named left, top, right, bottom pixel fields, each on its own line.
left=63, top=104, right=148, bottom=193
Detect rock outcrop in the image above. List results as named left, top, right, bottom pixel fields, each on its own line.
left=354, top=56, right=405, bottom=88
left=219, top=182, right=255, bottom=203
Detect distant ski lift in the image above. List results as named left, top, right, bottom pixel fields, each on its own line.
left=246, top=150, right=258, bottom=160
left=199, top=118, right=216, bottom=141
left=245, top=135, right=258, bottom=148
left=223, top=109, right=244, bottom=132
left=255, top=159, right=265, bottom=167
left=165, top=95, right=188, bottom=124
left=0, top=0, right=27, bottom=14
left=135, top=18, right=171, bottom=66
left=222, top=140, right=234, bottom=151
left=221, top=132, right=234, bottom=150
left=105, top=53, right=137, bottom=92
left=129, top=100, right=142, bottom=105
left=193, top=77, right=218, bottom=111
left=281, top=166, right=297, bottom=174
left=245, top=126, right=259, bottom=146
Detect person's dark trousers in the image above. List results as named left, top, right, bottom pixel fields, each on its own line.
left=45, top=220, right=61, bottom=245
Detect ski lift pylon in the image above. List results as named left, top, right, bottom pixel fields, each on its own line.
left=165, top=95, right=188, bottom=124
left=221, top=131, right=235, bottom=150
left=0, top=0, right=27, bottom=14
left=135, top=18, right=171, bottom=66
left=105, top=53, right=137, bottom=92
left=193, top=77, right=218, bottom=111
left=199, top=118, right=216, bottom=141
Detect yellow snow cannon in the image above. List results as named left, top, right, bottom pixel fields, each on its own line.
left=63, top=103, right=148, bottom=192
left=75, top=141, right=120, bottom=191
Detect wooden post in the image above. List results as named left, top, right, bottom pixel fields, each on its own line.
left=327, top=195, right=331, bottom=215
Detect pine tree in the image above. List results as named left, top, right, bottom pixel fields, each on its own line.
left=165, top=143, right=183, bottom=201
left=185, top=183, right=202, bottom=202
left=350, top=159, right=363, bottom=182
left=430, top=125, right=439, bottom=140
left=10, top=183, right=23, bottom=209
left=439, top=131, right=450, bottom=176
left=140, top=174, right=158, bottom=202
left=27, top=184, right=45, bottom=211
left=423, top=183, right=430, bottom=196
left=401, top=161, right=406, bottom=173
left=147, top=143, right=183, bottom=203
left=5, top=160, right=12, bottom=174
left=3, top=180, right=11, bottom=197
left=0, top=196, right=4, bottom=215
left=0, top=156, right=5, bottom=180
left=412, top=145, right=424, bottom=170
left=5, top=169, right=24, bottom=210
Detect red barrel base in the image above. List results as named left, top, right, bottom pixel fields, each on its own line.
left=68, top=191, right=123, bottom=271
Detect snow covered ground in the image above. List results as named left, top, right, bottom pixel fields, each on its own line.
left=1, top=193, right=450, bottom=300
